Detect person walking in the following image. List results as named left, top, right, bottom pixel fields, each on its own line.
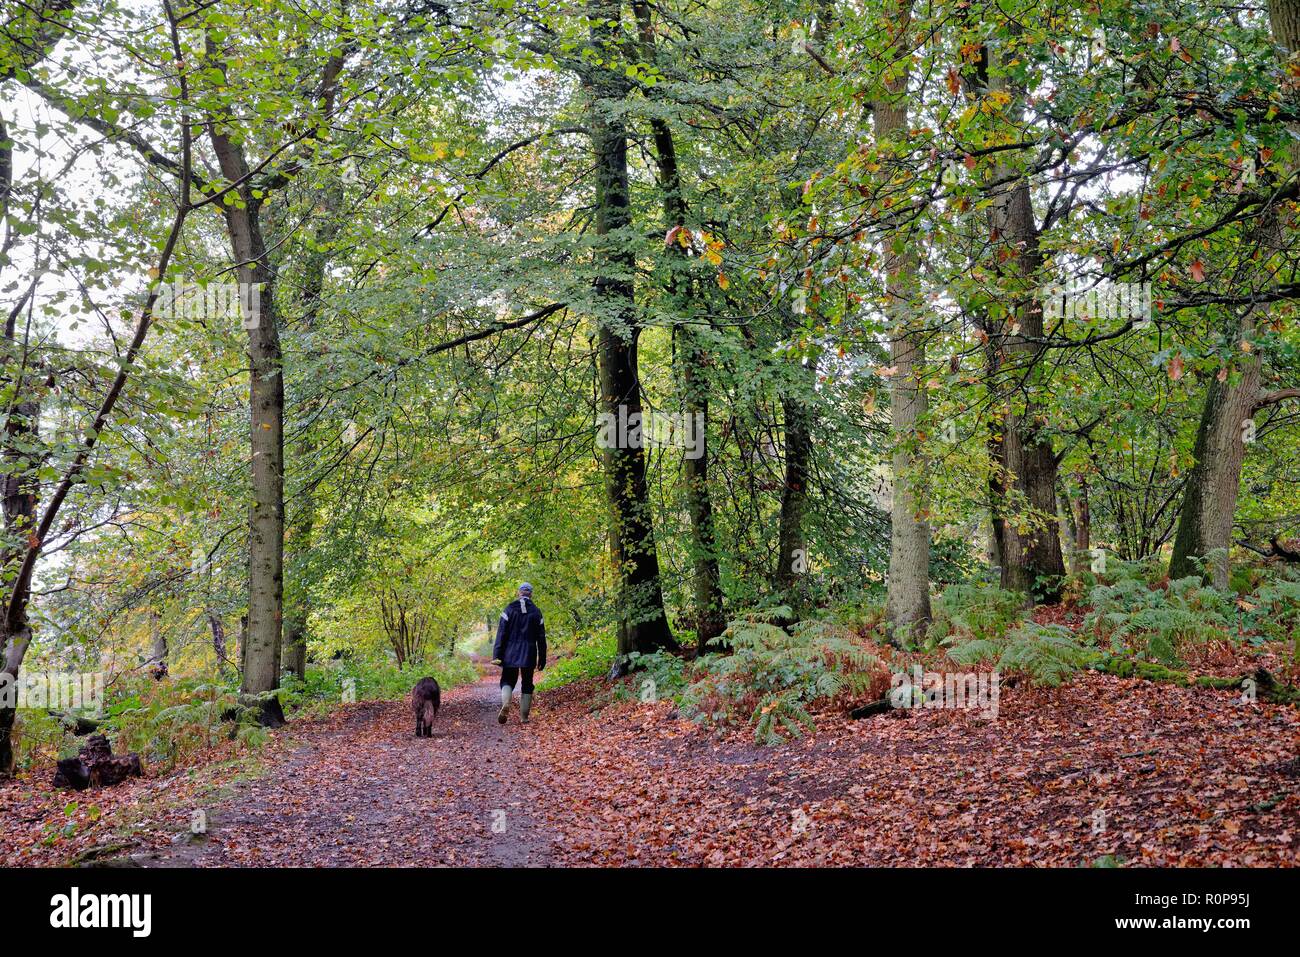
left=492, top=582, right=546, bottom=723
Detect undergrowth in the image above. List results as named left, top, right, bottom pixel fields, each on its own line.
left=945, top=622, right=1097, bottom=687
left=615, top=607, right=889, bottom=745
left=1083, top=575, right=1235, bottom=666
left=11, top=654, right=479, bottom=775
left=537, top=631, right=618, bottom=691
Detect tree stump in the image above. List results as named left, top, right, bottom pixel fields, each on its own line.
left=52, top=734, right=143, bottom=791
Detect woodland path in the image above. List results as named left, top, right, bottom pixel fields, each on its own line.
left=75, top=667, right=1300, bottom=867
left=132, top=676, right=554, bottom=867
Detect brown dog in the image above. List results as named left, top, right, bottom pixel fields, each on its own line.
left=411, top=677, right=441, bottom=737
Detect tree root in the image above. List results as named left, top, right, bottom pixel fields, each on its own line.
left=1091, top=656, right=1300, bottom=704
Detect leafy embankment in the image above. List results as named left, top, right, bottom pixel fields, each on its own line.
left=0, top=656, right=479, bottom=865
left=8, top=666, right=1296, bottom=868
left=5, top=562, right=1299, bottom=867
left=530, top=670, right=1300, bottom=866
left=539, top=564, right=1300, bottom=747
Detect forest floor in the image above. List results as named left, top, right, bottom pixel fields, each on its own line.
left=4, top=649, right=1300, bottom=867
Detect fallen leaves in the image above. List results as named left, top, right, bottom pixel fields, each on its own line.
left=5, top=651, right=1298, bottom=868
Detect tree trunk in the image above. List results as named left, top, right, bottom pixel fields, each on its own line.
left=999, top=404, right=1067, bottom=599
left=148, top=610, right=167, bottom=679
left=282, top=427, right=316, bottom=680
left=0, top=626, right=31, bottom=774
left=0, top=393, right=41, bottom=775
left=281, top=596, right=307, bottom=678
left=974, top=39, right=1066, bottom=600
left=208, top=611, right=229, bottom=676
left=281, top=168, right=341, bottom=680
left=1270, top=0, right=1300, bottom=58
left=634, top=1, right=725, bottom=652
left=773, top=384, right=813, bottom=604
left=679, top=333, right=726, bottom=648
left=209, top=124, right=285, bottom=727
left=1072, top=474, right=1091, bottom=558
left=769, top=2, right=840, bottom=614
left=587, top=3, right=675, bottom=666
left=983, top=331, right=1008, bottom=575
left=1168, top=313, right=1261, bottom=588
left=1059, top=490, right=1079, bottom=574
left=0, top=108, right=40, bottom=773
left=876, top=0, right=932, bottom=642
left=1169, top=0, right=1300, bottom=588
left=1059, top=472, right=1091, bottom=575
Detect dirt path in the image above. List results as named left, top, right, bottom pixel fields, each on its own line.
left=132, top=677, right=553, bottom=867
left=92, top=668, right=1300, bottom=868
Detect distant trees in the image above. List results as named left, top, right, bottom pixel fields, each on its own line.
left=379, top=587, right=430, bottom=669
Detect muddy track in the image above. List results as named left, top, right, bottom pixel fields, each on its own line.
left=132, top=677, right=552, bottom=867
left=98, top=669, right=1300, bottom=868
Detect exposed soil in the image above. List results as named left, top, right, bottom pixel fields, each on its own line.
left=5, top=667, right=1299, bottom=867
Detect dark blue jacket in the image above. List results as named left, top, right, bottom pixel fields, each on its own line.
left=493, top=595, right=546, bottom=669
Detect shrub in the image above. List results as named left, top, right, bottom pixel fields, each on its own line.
left=280, top=654, right=479, bottom=717
left=682, top=608, right=885, bottom=744
left=1243, top=572, right=1300, bottom=649
left=930, top=534, right=985, bottom=585
left=826, top=599, right=888, bottom=641
left=1084, top=575, right=1233, bottom=665
left=1059, top=571, right=1096, bottom=608
left=928, top=584, right=1026, bottom=646
left=618, top=649, right=689, bottom=703
left=945, top=621, right=1097, bottom=687
left=103, top=676, right=268, bottom=771
left=10, top=710, right=77, bottom=772
left=537, top=631, right=618, bottom=690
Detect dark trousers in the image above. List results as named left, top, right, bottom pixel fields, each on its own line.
left=500, top=666, right=535, bottom=694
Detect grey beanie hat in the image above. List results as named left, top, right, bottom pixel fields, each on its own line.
left=518, top=582, right=533, bottom=594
